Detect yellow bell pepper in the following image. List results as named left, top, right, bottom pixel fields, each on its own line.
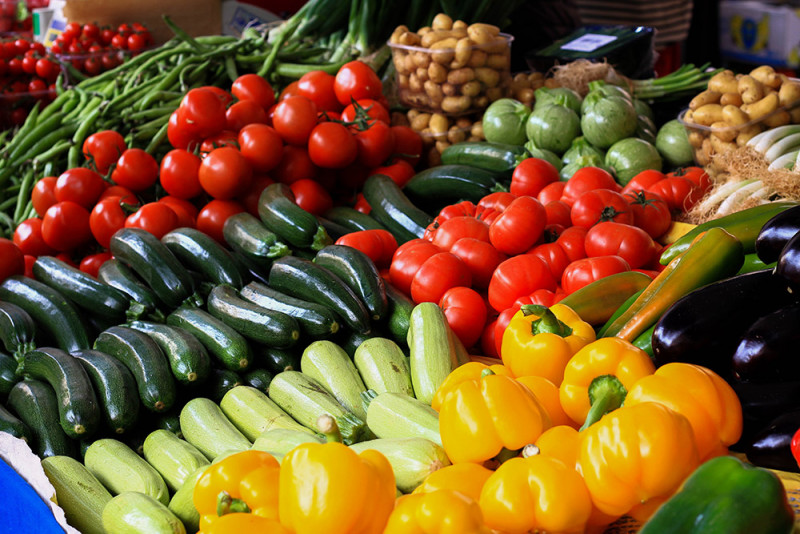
left=202, top=513, right=290, bottom=534
left=516, top=375, right=576, bottom=428
left=625, top=362, right=743, bottom=461
left=500, top=303, right=595, bottom=386
left=439, top=370, right=551, bottom=464
left=278, top=441, right=395, bottom=534
left=559, top=337, right=655, bottom=428
left=479, top=454, right=592, bottom=534
left=431, top=361, right=511, bottom=412
left=412, top=463, right=493, bottom=502
left=193, top=450, right=284, bottom=532
left=384, top=489, right=491, bottom=534
left=578, top=402, right=700, bottom=519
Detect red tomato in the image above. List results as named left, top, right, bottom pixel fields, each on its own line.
left=231, top=74, right=275, bottom=110
left=626, top=190, right=672, bottom=239
left=488, top=254, right=557, bottom=312
left=621, top=169, right=666, bottom=196
left=240, top=175, right=275, bottom=216
left=31, top=176, right=58, bottom=217
left=82, top=130, right=126, bottom=173
left=561, top=166, right=619, bottom=207
left=544, top=200, right=571, bottom=227
left=523, top=288, right=562, bottom=308
left=425, top=201, right=478, bottom=238
left=13, top=217, right=55, bottom=256
left=389, top=239, right=440, bottom=296
left=79, top=251, right=112, bottom=278
left=369, top=159, right=415, bottom=188
left=200, top=130, right=239, bottom=156
left=341, top=98, right=390, bottom=125
left=477, top=191, right=516, bottom=215
left=410, top=252, right=471, bottom=304
left=41, top=201, right=92, bottom=251
left=390, top=125, right=422, bottom=167
left=110, top=148, right=159, bottom=192
left=99, top=185, right=137, bottom=204
left=307, top=122, right=358, bottom=169
left=537, top=181, right=566, bottom=205
left=333, top=61, right=382, bottom=107
left=225, top=100, right=268, bottom=132
left=430, top=216, right=490, bottom=251
left=647, top=176, right=701, bottom=213
left=449, top=237, right=505, bottom=290
left=278, top=80, right=300, bottom=101
left=124, top=202, right=178, bottom=239
left=198, top=146, right=253, bottom=199
left=353, top=193, right=370, bottom=214
left=272, top=96, right=319, bottom=146
left=440, top=286, right=487, bottom=348
left=481, top=318, right=500, bottom=358
left=177, top=87, right=228, bottom=141
left=570, top=189, right=634, bottom=228
left=335, top=229, right=398, bottom=268
left=159, top=149, right=203, bottom=199
left=158, top=196, right=197, bottom=228
left=196, top=199, right=245, bottom=244
left=238, top=124, right=283, bottom=173
left=289, top=179, right=333, bottom=216
left=669, top=166, right=711, bottom=193
left=54, top=167, right=106, bottom=208
left=494, top=304, right=520, bottom=357
left=510, top=158, right=559, bottom=197
left=354, top=120, right=394, bottom=168
left=0, top=238, right=24, bottom=282
left=296, top=70, right=342, bottom=112
left=556, top=226, right=588, bottom=263
left=561, top=255, right=631, bottom=294
left=167, top=110, right=198, bottom=150
left=489, top=196, right=547, bottom=255
left=584, top=222, right=657, bottom=269
left=272, top=145, right=317, bottom=184
left=528, top=242, right=571, bottom=281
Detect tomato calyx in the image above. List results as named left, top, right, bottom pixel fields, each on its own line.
left=625, top=190, right=658, bottom=208
left=598, top=205, right=627, bottom=223
left=340, top=97, right=379, bottom=132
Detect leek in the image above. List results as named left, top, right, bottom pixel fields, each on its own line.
left=768, top=150, right=800, bottom=171
left=694, top=178, right=757, bottom=214
left=764, top=132, right=800, bottom=163
left=716, top=180, right=764, bottom=217
left=749, top=124, right=800, bottom=155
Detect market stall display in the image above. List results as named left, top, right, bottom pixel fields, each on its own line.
left=0, top=4, right=800, bottom=533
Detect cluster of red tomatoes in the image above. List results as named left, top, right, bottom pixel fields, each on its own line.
left=8, top=63, right=423, bottom=278
left=0, top=36, right=59, bottom=126
left=51, top=21, right=154, bottom=76
left=386, top=160, right=710, bottom=355
left=0, top=0, right=48, bottom=34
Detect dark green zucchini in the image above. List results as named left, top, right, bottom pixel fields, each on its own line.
left=93, top=326, right=177, bottom=413
left=0, top=275, right=89, bottom=353
left=362, top=174, right=432, bottom=244
left=315, top=215, right=351, bottom=241
left=403, top=164, right=504, bottom=205
left=242, top=368, right=274, bottom=394
left=269, top=256, right=372, bottom=335
left=251, top=344, right=301, bottom=374
left=206, top=284, right=300, bottom=348
left=71, top=349, right=140, bottom=436
left=109, top=227, right=198, bottom=309
left=0, top=402, right=30, bottom=442
left=162, top=227, right=244, bottom=290
left=440, top=142, right=528, bottom=174
left=8, top=379, right=77, bottom=458
left=314, top=244, right=388, bottom=322
left=258, top=183, right=332, bottom=251
left=323, top=206, right=387, bottom=232
left=166, top=307, right=252, bottom=372
left=96, top=259, right=165, bottom=322
left=20, top=347, right=101, bottom=439
left=0, top=351, right=19, bottom=397
left=32, top=256, right=132, bottom=320
left=384, top=282, right=415, bottom=347
left=222, top=212, right=290, bottom=272
left=239, top=281, right=340, bottom=339
left=127, top=321, right=212, bottom=386
left=206, top=368, right=243, bottom=402
left=0, top=301, right=36, bottom=360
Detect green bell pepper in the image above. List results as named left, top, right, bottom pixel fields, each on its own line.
left=640, top=455, right=795, bottom=534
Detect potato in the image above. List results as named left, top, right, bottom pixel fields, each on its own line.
left=779, top=81, right=800, bottom=107
left=467, top=50, right=487, bottom=68
left=428, top=62, right=447, bottom=84
left=689, top=90, right=721, bottom=110
left=470, top=121, right=484, bottom=138
left=721, top=104, right=749, bottom=126
left=475, top=67, right=500, bottom=88
left=447, top=125, right=467, bottom=144
left=429, top=113, right=449, bottom=137
left=709, top=133, right=737, bottom=154
left=435, top=140, right=451, bottom=153
left=708, top=71, right=738, bottom=94
left=410, top=112, right=432, bottom=131
left=461, top=80, right=482, bottom=97
left=750, top=65, right=781, bottom=89
left=738, top=75, right=764, bottom=104
left=431, top=13, right=453, bottom=30
left=430, top=38, right=458, bottom=64
left=741, top=92, right=779, bottom=121
left=710, top=121, right=737, bottom=143
left=424, top=80, right=444, bottom=104
left=486, top=53, right=510, bottom=70
left=692, top=103, right=724, bottom=126
left=452, top=38, right=473, bottom=69
left=763, top=109, right=791, bottom=128
left=687, top=130, right=705, bottom=148
left=736, top=124, right=762, bottom=146
left=719, top=92, right=743, bottom=107
left=441, top=95, right=472, bottom=114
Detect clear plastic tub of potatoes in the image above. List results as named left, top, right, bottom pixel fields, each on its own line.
left=678, top=66, right=800, bottom=167
left=388, top=15, right=513, bottom=116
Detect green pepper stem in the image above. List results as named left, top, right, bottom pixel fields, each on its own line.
left=580, top=374, right=627, bottom=431
left=521, top=304, right=573, bottom=338
left=217, top=491, right=251, bottom=516
left=494, top=447, right=520, bottom=464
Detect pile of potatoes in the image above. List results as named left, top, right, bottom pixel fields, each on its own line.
left=682, top=65, right=800, bottom=165
left=388, top=14, right=513, bottom=116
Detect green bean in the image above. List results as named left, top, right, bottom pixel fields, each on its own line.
left=68, top=101, right=104, bottom=169
left=136, top=90, right=183, bottom=111
left=31, top=140, right=73, bottom=168
left=62, top=89, right=91, bottom=122
left=274, top=59, right=349, bottom=77
left=127, top=106, right=179, bottom=121
left=12, top=168, right=35, bottom=224
left=145, top=121, right=169, bottom=155
left=5, top=112, right=67, bottom=163
left=224, top=56, right=239, bottom=83
left=162, top=15, right=208, bottom=52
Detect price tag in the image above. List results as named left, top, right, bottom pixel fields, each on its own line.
left=561, top=33, right=618, bottom=53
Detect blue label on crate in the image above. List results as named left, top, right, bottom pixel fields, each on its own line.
left=228, top=6, right=269, bottom=35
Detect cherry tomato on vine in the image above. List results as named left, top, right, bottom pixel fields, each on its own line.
left=354, top=120, right=394, bottom=168
left=31, top=176, right=58, bottom=217
left=196, top=199, right=245, bottom=244
left=79, top=251, right=112, bottom=278
left=440, top=286, right=487, bottom=348
left=334, top=61, right=382, bottom=107
left=0, top=238, right=24, bottom=282
left=90, top=196, right=133, bottom=249
left=510, top=158, right=559, bottom=197
left=42, top=201, right=92, bottom=251
left=289, top=178, right=333, bottom=216
left=296, top=70, right=341, bottom=112
left=200, top=130, right=240, bottom=156
left=124, top=201, right=178, bottom=240
left=341, top=98, right=390, bottom=125
left=198, top=146, right=253, bottom=199
left=584, top=222, right=657, bottom=269
left=82, top=130, right=126, bottom=174
left=54, top=167, right=106, bottom=209
left=99, top=185, right=137, bottom=204
left=231, top=73, right=275, bottom=110
left=238, top=123, right=284, bottom=174
left=561, top=255, right=631, bottom=294
left=13, top=217, right=55, bottom=256
left=570, top=189, right=633, bottom=228
left=226, top=100, right=269, bottom=132
left=159, top=149, right=202, bottom=199
left=272, top=96, right=319, bottom=146
left=111, top=148, right=159, bottom=192
left=307, top=122, right=357, bottom=169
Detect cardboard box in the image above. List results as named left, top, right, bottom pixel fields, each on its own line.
left=61, top=0, right=222, bottom=45
left=719, top=0, right=800, bottom=67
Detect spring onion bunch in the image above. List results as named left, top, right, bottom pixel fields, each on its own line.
left=631, top=63, right=723, bottom=102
